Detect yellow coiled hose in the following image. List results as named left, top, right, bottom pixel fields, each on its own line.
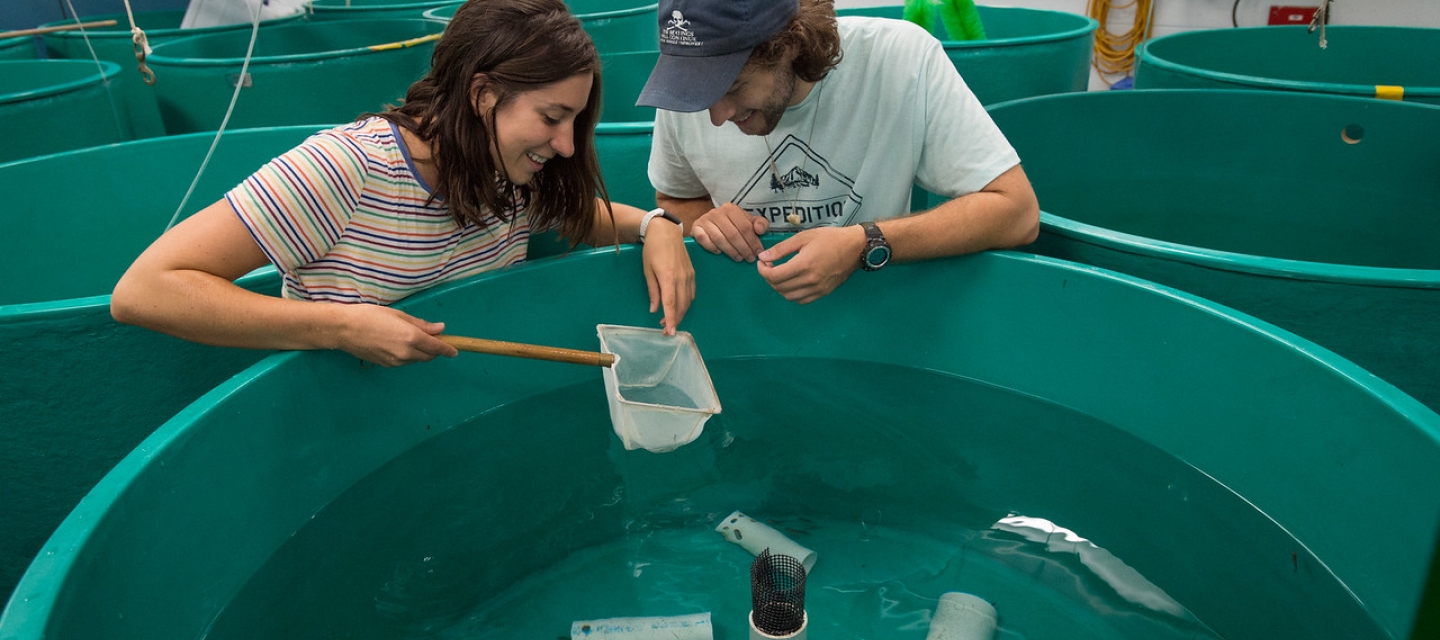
left=1088, top=0, right=1155, bottom=85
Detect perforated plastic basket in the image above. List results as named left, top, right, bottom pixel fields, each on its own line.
left=596, top=324, right=721, bottom=452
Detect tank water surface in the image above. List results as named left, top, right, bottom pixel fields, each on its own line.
left=201, top=360, right=1384, bottom=640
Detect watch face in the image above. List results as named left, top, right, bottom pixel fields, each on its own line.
left=864, top=244, right=892, bottom=270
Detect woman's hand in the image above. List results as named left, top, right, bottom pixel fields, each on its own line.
left=332, top=303, right=459, bottom=367
left=640, top=220, right=695, bottom=335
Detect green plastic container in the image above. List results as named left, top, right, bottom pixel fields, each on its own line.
left=595, top=122, right=654, bottom=207
left=0, top=126, right=330, bottom=305
left=38, top=9, right=306, bottom=137
left=419, top=2, right=456, bottom=20
left=308, top=0, right=464, bottom=21
left=836, top=4, right=1096, bottom=105
left=0, top=125, right=326, bottom=605
left=599, top=49, right=658, bottom=122
left=986, top=89, right=1440, bottom=413
left=1136, top=26, right=1440, bottom=105
left=145, top=19, right=446, bottom=134
left=424, top=1, right=660, bottom=53
left=3, top=245, right=1438, bottom=639
left=0, top=36, right=35, bottom=60
left=566, top=0, right=658, bottom=52
left=0, top=60, right=130, bottom=164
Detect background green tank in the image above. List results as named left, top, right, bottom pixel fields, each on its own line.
left=598, top=49, right=659, bottom=123
left=836, top=4, right=1096, bottom=105
left=595, top=122, right=654, bottom=207
left=307, top=0, right=464, bottom=21
left=565, top=0, right=659, bottom=52
left=0, top=125, right=327, bottom=606
left=38, top=8, right=307, bottom=138
left=0, top=35, right=35, bottom=60
left=1136, top=26, right=1440, bottom=104
left=420, top=2, right=456, bottom=19
left=0, top=60, right=131, bottom=164
left=424, top=1, right=660, bottom=53
left=145, top=18, right=445, bottom=134
left=986, top=89, right=1440, bottom=413
left=1, top=245, right=1437, bottom=638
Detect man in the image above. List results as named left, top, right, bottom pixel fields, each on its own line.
left=637, top=0, right=1039, bottom=304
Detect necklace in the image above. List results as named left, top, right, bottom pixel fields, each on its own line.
left=763, top=78, right=824, bottom=227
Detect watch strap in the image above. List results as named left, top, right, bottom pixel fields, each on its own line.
left=859, top=221, right=892, bottom=271
left=638, top=208, right=680, bottom=243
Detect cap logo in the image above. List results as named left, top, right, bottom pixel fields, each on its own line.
left=660, top=10, right=702, bottom=47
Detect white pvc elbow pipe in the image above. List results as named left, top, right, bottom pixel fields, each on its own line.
left=926, top=592, right=997, bottom=640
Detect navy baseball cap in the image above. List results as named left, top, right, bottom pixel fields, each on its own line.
left=636, top=0, right=800, bottom=112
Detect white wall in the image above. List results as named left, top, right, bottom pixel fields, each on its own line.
left=834, top=0, right=1440, bottom=91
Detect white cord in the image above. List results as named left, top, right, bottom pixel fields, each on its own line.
left=61, top=0, right=128, bottom=137
left=165, top=0, right=264, bottom=231
left=120, top=0, right=151, bottom=58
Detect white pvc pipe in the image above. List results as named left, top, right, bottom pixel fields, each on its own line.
left=926, top=592, right=997, bottom=640
left=749, top=609, right=808, bottom=640
left=570, top=612, right=713, bottom=640
left=714, top=510, right=817, bottom=572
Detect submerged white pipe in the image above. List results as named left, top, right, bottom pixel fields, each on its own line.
left=926, top=592, right=997, bottom=640
left=993, top=515, right=1191, bottom=618
left=749, top=609, right=808, bottom=640
left=715, top=511, right=817, bottom=572
left=570, top=613, right=713, bottom=640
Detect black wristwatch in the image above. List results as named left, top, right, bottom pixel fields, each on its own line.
left=859, top=222, right=892, bottom=271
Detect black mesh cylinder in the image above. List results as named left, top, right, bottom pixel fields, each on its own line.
left=751, top=549, right=807, bottom=636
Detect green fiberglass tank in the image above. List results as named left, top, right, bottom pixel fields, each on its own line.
left=1136, top=26, right=1440, bottom=104
left=307, top=0, right=464, bottom=21
left=836, top=4, right=1096, bottom=105
left=3, top=244, right=1437, bottom=639
left=600, top=49, right=659, bottom=123
left=0, top=36, right=35, bottom=60
left=38, top=8, right=306, bottom=138
left=595, top=122, right=654, bottom=205
left=145, top=18, right=445, bottom=134
left=565, top=0, right=659, bottom=52
left=986, top=89, right=1440, bottom=413
left=424, top=0, right=660, bottom=54
left=0, top=60, right=130, bottom=163
left=0, top=125, right=325, bottom=606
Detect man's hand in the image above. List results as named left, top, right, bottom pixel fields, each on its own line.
left=690, top=202, right=770, bottom=263
left=755, top=225, right=868, bottom=304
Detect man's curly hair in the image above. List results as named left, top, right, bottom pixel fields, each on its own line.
left=745, top=0, right=843, bottom=82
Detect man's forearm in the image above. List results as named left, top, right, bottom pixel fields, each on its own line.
left=880, top=165, right=1040, bottom=263
left=655, top=192, right=715, bottom=232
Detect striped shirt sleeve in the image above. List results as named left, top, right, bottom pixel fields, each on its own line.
left=227, top=129, right=368, bottom=275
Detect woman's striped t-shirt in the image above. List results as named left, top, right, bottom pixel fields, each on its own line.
left=227, top=117, right=530, bottom=305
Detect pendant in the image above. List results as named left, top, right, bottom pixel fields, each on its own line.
left=786, top=213, right=801, bottom=225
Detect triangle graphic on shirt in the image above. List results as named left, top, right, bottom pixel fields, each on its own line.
left=733, top=135, right=864, bottom=228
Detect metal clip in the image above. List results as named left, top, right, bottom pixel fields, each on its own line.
left=1307, top=0, right=1332, bottom=50
left=132, top=28, right=156, bottom=85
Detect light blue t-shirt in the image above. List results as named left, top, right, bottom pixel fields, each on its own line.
left=648, top=16, right=1021, bottom=229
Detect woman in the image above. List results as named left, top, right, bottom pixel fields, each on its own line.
left=112, top=0, right=692, bottom=367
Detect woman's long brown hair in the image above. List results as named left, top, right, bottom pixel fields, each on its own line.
left=376, top=0, right=608, bottom=244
